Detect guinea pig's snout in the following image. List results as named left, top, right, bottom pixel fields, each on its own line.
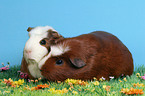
left=25, top=50, right=32, bottom=54
left=24, top=49, right=33, bottom=59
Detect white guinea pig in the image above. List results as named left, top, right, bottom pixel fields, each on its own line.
left=20, top=26, right=63, bottom=79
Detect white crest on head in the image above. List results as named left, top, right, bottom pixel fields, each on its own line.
left=38, top=43, right=70, bottom=69
left=24, top=26, right=56, bottom=78
left=29, top=26, right=56, bottom=37
left=51, top=44, right=70, bottom=56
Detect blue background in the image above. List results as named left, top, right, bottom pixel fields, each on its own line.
left=0, top=0, right=145, bottom=68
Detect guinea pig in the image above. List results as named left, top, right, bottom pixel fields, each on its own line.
left=40, top=31, right=134, bottom=81
left=20, top=26, right=64, bottom=79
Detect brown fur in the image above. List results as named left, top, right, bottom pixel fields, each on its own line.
left=41, top=31, right=134, bottom=81
left=20, top=27, right=64, bottom=79
left=20, top=57, right=35, bottom=79
left=27, top=27, right=33, bottom=32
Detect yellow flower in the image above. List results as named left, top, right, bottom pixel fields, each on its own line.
left=24, top=85, right=30, bottom=90
left=31, top=87, right=36, bottom=91
left=48, top=89, right=59, bottom=94
left=121, top=88, right=129, bottom=94
left=99, top=77, right=105, bottom=81
left=112, top=91, right=116, bottom=94
left=133, top=83, right=144, bottom=87
left=103, top=85, right=106, bottom=89
left=72, top=91, right=78, bottom=94
left=65, top=79, right=76, bottom=84
left=69, top=87, right=72, bottom=91
left=119, top=79, right=123, bottom=82
left=91, top=88, right=95, bottom=92
left=48, top=88, right=68, bottom=94
left=123, top=78, right=127, bottom=82
left=65, top=79, right=88, bottom=85
left=11, top=79, right=24, bottom=87
left=93, top=77, right=97, bottom=80
left=61, top=88, right=68, bottom=94
left=20, top=90, right=23, bottom=93
left=92, top=81, right=99, bottom=86
left=136, top=73, right=141, bottom=78
left=4, top=91, right=10, bottom=93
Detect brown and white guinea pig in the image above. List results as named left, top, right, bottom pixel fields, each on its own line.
left=20, top=26, right=64, bottom=79
left=40, top=31, right=134, bottom=81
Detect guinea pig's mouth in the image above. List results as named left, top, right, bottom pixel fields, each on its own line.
left=27, top=59, right=37, bottom=64
left=39, top=68, right=50, bottom=73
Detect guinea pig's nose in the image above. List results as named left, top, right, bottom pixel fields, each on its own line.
left=25, top=50, right=32, bottom=54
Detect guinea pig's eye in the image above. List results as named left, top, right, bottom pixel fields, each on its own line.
left=40, top=39, right=46, bottom=45
left=56, top=60, right=63, bottom=65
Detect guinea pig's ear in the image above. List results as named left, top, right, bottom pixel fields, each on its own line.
left=48, top=29, right=64, bottom=44
left=27, top=27, right=34, bottom=32
left=69, top=58, right=86, bottom=68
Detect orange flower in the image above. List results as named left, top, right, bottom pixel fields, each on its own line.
left=37, top=84, right=50, bottom=89
left=57, top=81, right=61, bottom=83
left=35, top=80, right=38, bottom=82
left=121, top=88, right=144, bottom=95
left=3, top=78, right=13, bottom=86
left=119, top=79, right=123, bottom=82
left=3, top=78, right=24, bottom=88
left=31, top=84, right=50, bottom=91
left=30, top=80, right=34, bottom=82
left=103, top=85, right=111, bottom=92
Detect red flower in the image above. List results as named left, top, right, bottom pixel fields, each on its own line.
left=17, top=71, right=28, bottom=79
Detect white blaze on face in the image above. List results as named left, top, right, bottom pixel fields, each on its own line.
left=24, top=26, right=54, bottom=63
left=24, top=26, right=55, bottom=78
left=38, top=43, right=70, bottom=69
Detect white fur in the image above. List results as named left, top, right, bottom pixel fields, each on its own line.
left=38, top=44, right=70, bottom=69
left=24, top=26, right=55, bottom=63
left=29, top=26, right=56, bottom=37
left=24, top=26, right=55, bottom=78
left=27, top=60, right=44, bottom=78
left=38, top=52, right=52, bottom=69
left=51, top=44, right=70, bottom=56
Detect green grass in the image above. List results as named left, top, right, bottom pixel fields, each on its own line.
left=0, top=65, right=145, bottom=96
